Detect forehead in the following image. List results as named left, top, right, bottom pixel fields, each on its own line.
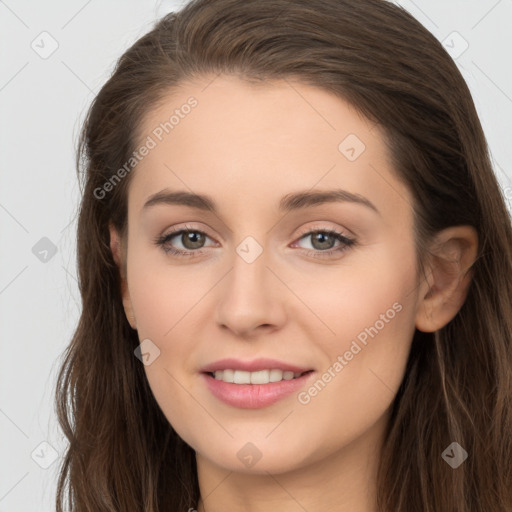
left=128, top=74, right=412, bottom=223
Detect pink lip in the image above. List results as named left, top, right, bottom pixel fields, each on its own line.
left=201, top=358, right=312, bottom=374
left=201, top=371, right=316, bottom=409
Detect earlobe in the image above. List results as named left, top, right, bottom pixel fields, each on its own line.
left=109, top=222, right=123, bottom=268
left=109, top=223, right=137, bottom=330
left=121, top=293, right=138, bottom=331
left=415, top=225, right=478, bottom=333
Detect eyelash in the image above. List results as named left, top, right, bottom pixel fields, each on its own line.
left=153, top=224, right=356, bottom=260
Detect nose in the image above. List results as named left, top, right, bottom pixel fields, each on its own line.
left=215, top=246, right=287, bottom=338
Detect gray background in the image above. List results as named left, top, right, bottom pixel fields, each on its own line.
left=1, top=0, right=511, bottom=510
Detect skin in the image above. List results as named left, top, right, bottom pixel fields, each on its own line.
left=109, top=75, right=478, bottom=512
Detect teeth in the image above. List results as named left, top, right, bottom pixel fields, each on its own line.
left=269, top=369, right=283, bottom=382
left=234, top=370, right=251, bottom=384
left=250, top=370, right=269, bottom=384
left=222, top=369, right=234, bottom=382
left=212, top=369, right=303, bottom=384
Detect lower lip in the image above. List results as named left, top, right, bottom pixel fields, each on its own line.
left=202, top=371, right=315, bottom=409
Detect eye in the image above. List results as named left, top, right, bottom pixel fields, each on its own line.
left=291, top=227, right=356, bottom=259
left=154, top=225, right=216, bottom=258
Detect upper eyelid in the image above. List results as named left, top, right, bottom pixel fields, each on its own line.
left=295, top=223, right=352, bottom=238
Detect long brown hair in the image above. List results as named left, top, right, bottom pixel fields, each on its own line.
left=54, top=0, right=512, bottom=510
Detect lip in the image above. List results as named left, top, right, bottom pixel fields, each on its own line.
left=201, top=358, right=313, bottom=374
left=201, top=369, right=316, bottom=409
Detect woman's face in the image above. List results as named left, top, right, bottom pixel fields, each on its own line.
left=113, top=75, right=425, bottom=476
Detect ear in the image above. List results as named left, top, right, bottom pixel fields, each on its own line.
left=415, top=225, right=478, bottom=333
left=109, top=222, right=137, bottom=330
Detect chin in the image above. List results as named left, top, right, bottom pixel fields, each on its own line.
left=194, top=437, right=316, bottom=476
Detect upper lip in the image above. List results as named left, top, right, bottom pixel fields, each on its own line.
left=201, top=358, right=313, bottom=374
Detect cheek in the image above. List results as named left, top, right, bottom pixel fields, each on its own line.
left=297, top=297, right=415, bottom=457
left=127, top=252, right=215, bottom=341
left=128, top=262, right=206, bottom=437
left=289, top=235, right=418, bottom=350
left=291, top=239, right=419, bottom=417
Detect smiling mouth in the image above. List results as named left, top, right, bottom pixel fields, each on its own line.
left=206, top=369, right=314, bottom=384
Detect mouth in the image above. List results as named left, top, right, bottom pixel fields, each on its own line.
left=205, top=368, right=314, bottom=384
left=201, top=368, right=316, bottom=409
left=200, top=358, right=315, bottom=408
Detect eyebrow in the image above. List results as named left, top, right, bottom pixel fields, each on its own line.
left=142, top=188, right=380, bottom=215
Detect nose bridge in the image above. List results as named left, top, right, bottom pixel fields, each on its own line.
left=226, top=236, right=271, bottom=306
left=215, top=234, right=285, bottom=334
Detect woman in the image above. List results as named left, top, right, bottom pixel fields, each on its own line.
left=55, top=0, right=512, bottom=510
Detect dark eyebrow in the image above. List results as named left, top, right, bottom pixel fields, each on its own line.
left=142, top=188, right=380, bottom=215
